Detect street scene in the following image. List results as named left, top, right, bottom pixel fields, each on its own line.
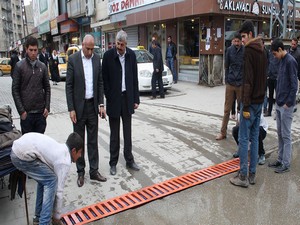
left=1, top=74, right=300, bottom=225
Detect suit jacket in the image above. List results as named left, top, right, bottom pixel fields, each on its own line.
left=65, top=51, right=104, bottom=120
left=152, top=47, right=164, bottom=73
left=102, top=47, right=140, bottom=118
left=39, top=53, right=49, bottom=67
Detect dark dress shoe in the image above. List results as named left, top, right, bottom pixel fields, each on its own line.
left=77, top=175, right=84, bottom=187
left=110, top=166, right=117, bottom=175
left=126, top=162, right=140, bottom=171
left=90, top=172, right=107, bottom=182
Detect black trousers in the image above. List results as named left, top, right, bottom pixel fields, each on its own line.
left=232, top=125, right=266, bottom=156
left=151, top=71, right=164, bottom=97
left=73, top=100, right=99, bottom=176
left=20, top=113, right=46, bottom=134
left=267, top=79, right=277, bottom=115
left=109, top=93, right=134, bottom=167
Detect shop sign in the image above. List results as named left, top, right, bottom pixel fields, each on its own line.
left=108, top=0, right=161, bottom=15
left=38, top=21, right=50, bottom=35
left=60, top=20, right=79, bottom=34
left=50, top=19, right=58, bottom=35
left=218, top=0, right=300, bottom=18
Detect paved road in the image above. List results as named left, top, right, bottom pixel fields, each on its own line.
left=0, top=76, right=300, bottom=225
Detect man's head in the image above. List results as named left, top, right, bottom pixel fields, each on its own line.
left=239, top=20, right=255, bottom=45
left=232, top=32, right=242, bottom=48
left=25, top=36, right=38, bottom=61
left=152, top=40, right=158, bottom=49
left=66, top=132, right=83, bottom=163
left=41, top=47, right=46, bottom=53
left=115, top=30, right=128, bottom=56
left=82, top=34, right=95, bottom=59
left=167, top=36, right=172, bottom=43
left=271, top=38, right=286, bottom=60
left=291, top=37, right=298, bottom=51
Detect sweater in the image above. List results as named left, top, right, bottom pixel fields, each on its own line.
left=276, top=53, right=298, bottom=107
left=241, top=37, right=267, bottom=112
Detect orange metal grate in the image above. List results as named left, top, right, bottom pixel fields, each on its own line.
left=61, top=158, right=240, bottom=225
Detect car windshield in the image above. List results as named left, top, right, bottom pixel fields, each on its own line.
left=58, top=56, right=66, bottom=64
left=134, top=50, right=153, bottom=63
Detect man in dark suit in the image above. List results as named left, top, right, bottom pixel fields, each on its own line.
left=39, top=47, right=49, bottom=67
left=151, top=40, right=165, bottom=99
left=66, top=34, right=107, bottom=187
left=102, top=30, right=140, bottom=176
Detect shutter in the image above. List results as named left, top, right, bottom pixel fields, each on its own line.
left=124, top=26, right=138, bottom=48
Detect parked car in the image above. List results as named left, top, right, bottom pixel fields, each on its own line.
left=131, top=46, right=173, bottom=92
left=0, top=58, right=11, bottom=76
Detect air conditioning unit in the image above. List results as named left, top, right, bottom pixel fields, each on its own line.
left=86, top=0, right=96, bottom=17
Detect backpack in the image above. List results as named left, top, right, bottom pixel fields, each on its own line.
left=0, top=105, right=21, bottom=149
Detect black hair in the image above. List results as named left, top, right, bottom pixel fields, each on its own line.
left=66, top=132, right=83, bottom=152
left=239, top=20, right=255, bottom=36
left=292, top=37, right=298, bottom=43
left=168, top=35, right=172, bottom=39
left=233, top=32, right=242, bottom=40
left=152, top=40, right=158, bottom=46
left=25, top=36, right=38, bottom=48
left=271, top=38, right=284, bottom=52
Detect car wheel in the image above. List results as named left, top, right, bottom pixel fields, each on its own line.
left=0, top=70, right=3, bottom=76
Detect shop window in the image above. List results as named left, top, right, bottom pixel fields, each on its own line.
left=178, top=18, right=199, bottom=72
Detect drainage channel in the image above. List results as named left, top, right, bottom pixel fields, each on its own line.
left=61, top=158, right=240, bottom=225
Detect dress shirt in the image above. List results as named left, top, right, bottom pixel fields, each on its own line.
left=12, top=132, right=72, bottom=219
left=117, top=50, right=126, bottom=92
left=81, top=51, right=94, bottom=99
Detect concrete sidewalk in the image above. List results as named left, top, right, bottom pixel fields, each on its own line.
left=1, top=78, right=300, bottom=225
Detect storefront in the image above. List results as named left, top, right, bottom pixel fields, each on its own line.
left=125, top=0, right=300, bottom=85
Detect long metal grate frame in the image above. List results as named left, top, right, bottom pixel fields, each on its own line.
left=61, top=158, right=240, bottom=225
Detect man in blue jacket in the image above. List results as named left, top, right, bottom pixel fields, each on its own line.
left=268, top=38, right=298, bottom=173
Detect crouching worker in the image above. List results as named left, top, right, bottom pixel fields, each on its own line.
left=10, top=132, right=83, bottom=225
left=232, top=113, right=268, bottom=165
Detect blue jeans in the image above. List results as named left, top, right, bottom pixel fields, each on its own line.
left=10, top=151, right=57, bottom=225
left=166, top=58, right=177, bottom=82
left=276, top=104, right=294, bottom=168
left=238, top=103, right=262, bottom=176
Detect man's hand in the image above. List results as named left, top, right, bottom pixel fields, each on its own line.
left=70, top=110, right=77, bottom=124
left=99, top=107, right=106, bottom=120
left=43, top=108, right=49, bottom=118
left=243, top=111, right=250, bottom=119
left=52, top=217, right=63, bottom=225
left=134, top=103, right=139, bottom=109
left=21, top=111, right=27, bottom=120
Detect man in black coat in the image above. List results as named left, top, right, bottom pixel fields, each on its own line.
left=66, top=34, right=107, bottom=187
left=39, top=47, right=49, bottom=67
left=151, top=40, right=164, bottom=99
left=102, top=30, right=140, bottom=176
left=9, top=49, right=19, bottom=78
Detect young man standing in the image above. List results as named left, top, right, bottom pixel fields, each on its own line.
left=151, top=40, right=165, bottom=99
left=268, top=38, right=298, bottom=173
left=12, top=36, right=50, bottom=135
left=216, top=33, right=244, bottom=141
left=165, top=36, right=177, bottom=83
left=230, top=20, right=267, bottom=188
left=10, top=132, right=83, bottom=225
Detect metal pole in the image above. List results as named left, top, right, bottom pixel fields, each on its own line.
left=283, top=0, right=288, bottom=38
left=270, top=0, right=274, bottom=38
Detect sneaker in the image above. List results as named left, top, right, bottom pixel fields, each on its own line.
left=230, top=172, right=249, bottom=188
left=248, top=172, right=256, bottom=185
left=233, top=151, right=239, bottom=158
left=268, top=160, right=282, bottom=168
left=33, top=216, right=39, bottom=225
left=258, top=155, right=266, bottom=165
left=275, top=165, right=290, bottom=173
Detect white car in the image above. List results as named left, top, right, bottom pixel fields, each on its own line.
left=131, top=47, right=173, bottom=92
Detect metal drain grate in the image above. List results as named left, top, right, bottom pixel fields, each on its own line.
left=61, top=158, right=240, bottom=225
